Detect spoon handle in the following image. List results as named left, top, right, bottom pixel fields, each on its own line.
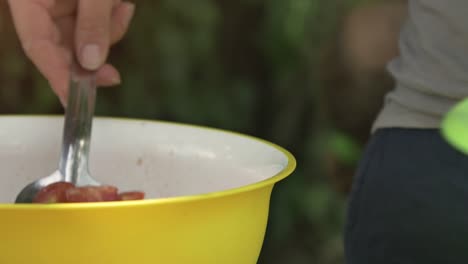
left=58, top=66, right=97, bottom=184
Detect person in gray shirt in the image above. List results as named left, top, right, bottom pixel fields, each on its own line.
left=345, top=1, right=468, bottom=263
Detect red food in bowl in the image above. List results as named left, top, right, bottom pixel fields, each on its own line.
left=33, top=182, right=75, bottom=203
left=119, top=191, right=146, bottom=201
left=33, top=182, right=145, bottom=203
left=65, top=186, right=119, bottom=202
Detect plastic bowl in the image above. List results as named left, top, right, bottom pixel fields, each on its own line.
left=0, top=116, right=295, bottom=264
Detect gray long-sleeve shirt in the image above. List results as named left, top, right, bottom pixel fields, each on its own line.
left=372, top=0, right=468, bottom=132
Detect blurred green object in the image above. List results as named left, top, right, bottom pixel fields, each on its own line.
left=328, top=131, right=362, bottom=165
left=442, top=98, right=468, bottom=154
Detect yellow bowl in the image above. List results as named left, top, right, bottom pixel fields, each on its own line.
left=0, top=116, right=296, bottom=264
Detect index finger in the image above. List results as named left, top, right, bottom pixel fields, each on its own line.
left=7, top=0, right=60, bottom=56
left=7, top=0, right=71, bottom=101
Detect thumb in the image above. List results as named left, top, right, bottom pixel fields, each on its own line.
left=75, top=0, right=114, bottom=70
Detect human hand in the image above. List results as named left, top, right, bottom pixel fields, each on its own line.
left=7, top=0, right=135, bottom=105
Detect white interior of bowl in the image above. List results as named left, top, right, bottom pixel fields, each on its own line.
left=0, top=117, right=290, bottom=203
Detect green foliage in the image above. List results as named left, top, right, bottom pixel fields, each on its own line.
left=0, top=0, right=368, bottom=262
left=328, top=131, right=362, bottom=165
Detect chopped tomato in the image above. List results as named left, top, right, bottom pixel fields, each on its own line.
left=66, top=186, right=119, bottom=202
left=119, top=191, right=145, bottom=201
left=33, top=182, right=75, bottom=203
left=32, top=182, right=145, bottom=203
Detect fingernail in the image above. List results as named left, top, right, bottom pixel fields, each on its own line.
left=80, top=44, right=102, bottom=70
left=110, top=75, right=121, bottom=85
left=59, top=95, right=67, bottom=108
left=123, top=3, right=136, bottom=25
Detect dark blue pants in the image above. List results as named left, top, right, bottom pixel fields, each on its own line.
left=345, top=128, right=468, bottom=264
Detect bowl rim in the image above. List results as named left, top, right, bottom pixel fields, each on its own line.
left=0, top=115, right=296, bottom=210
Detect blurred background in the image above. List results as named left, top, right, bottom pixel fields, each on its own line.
left=0, top=0, right=407, bottom=263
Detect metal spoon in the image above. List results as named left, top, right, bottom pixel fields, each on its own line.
left=15, top=66, right=101, bottom=203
